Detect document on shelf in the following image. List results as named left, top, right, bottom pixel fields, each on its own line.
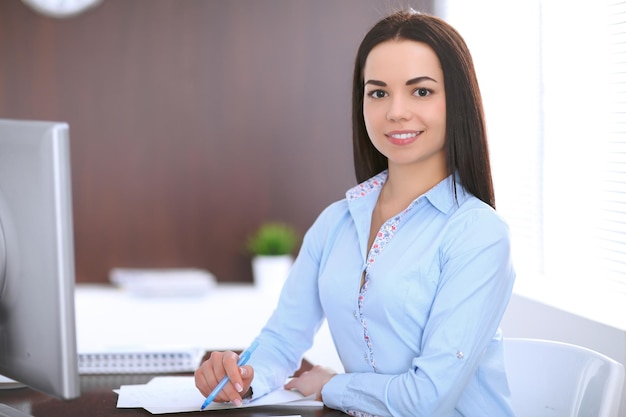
left=79, top=346, right=205, bottom=374
left=115, top=376, right=323, bottom=414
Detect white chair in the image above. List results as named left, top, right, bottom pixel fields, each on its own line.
left=503, top=338, right=625, bottom=417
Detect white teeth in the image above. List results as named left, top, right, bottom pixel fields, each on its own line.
left=390, top=132, right=418, bottom=139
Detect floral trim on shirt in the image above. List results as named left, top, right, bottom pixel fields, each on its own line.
left=346, top=170, right=387, bottom=201
left=349, top=171, right=416, bottom=372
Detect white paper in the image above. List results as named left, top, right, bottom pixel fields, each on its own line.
left=115, top=376, right=323, bottom=414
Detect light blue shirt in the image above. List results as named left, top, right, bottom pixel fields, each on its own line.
left=248, top=171, right=516, bottom=417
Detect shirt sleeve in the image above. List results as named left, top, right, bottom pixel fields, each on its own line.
left=321, top=208, right=516, bottom=417
left=247, top=202, right=347, bottom=399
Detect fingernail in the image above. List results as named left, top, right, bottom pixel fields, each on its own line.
left=235, top=383, right=243, bottom=392
left=239, top=367, right=247, bottom=376
left=233, top=398, right=242, bottom=407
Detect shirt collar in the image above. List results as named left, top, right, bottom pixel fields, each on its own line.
left=346, top=170, right=467, bottom=214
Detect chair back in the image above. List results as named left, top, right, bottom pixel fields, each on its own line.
left=504, top=338, right=624, bottom=417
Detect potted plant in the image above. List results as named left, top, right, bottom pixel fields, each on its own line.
left=246, top=222, right=299, bottom=293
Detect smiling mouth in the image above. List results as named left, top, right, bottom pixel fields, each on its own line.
left=386, top=131, right=422, bottom=145
left=388, top=132, right=420, bottom=140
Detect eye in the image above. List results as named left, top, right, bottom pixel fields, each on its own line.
left=367, top=90, right=388, bottom=99
left=414, top=88, right=432, bottom=97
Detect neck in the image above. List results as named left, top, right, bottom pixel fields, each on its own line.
left=384, top=160, right=448, bottom=204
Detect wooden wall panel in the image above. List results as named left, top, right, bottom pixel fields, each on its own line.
left=0, top=0, right=433, bottom=283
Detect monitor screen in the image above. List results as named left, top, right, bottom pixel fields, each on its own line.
left=0, top=119, right=80, bottom=404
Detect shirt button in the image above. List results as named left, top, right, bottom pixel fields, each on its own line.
left=456, top=351, right=464, bottom=359
left=353, top=311, right=358, bottom=319
left=363, top=354, right=369, bottom=362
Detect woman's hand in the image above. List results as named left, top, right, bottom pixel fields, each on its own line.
left=284, top=365, right=336, bottom=401
left=194, top=351, right=255, bottom=407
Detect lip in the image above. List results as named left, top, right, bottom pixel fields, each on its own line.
left=385, top=130, right=421, bottom=146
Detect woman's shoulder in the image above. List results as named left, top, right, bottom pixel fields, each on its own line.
left=452, top=194, right=511, bottom=236
left=314, top=198, right=350, bottom=228
left=298, top=198, right=351, bottom=256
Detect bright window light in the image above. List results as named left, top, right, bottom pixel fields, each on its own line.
left=436, top=1, right=626, bottom=306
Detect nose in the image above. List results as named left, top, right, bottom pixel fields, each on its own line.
left=386, top=96, right=412, bottom=122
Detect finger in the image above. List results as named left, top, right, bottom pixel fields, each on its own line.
left=194, top=367, right=211, bottom=397
left=194, top=368, right=208, bottom=396
left=239, top=364, right=254, bottom=385
left=284, top=374, right=301, bottom=391
left=194, top=354, right=222, bottom=397
left=216, top=351, right=245, bottom=404
left=209, top=352, right=234, bottom=403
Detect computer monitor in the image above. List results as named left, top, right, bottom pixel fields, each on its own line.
left=0, top=119, right=80, bottom=409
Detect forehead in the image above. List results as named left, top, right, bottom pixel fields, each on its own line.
left=363, top=39, right=443, bottom=81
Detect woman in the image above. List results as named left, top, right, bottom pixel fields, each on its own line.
left=195, top=10, right=516, bottom=417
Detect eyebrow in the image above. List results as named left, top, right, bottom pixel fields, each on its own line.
left=364, top=76, right=438, bottom=87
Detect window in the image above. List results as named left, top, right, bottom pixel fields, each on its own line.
left=598, top=1, right=626, bottom=293
left=436, top=1, right=626, bottom=319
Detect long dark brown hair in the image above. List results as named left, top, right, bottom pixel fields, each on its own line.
left=352, top=11, right=495, bottom=208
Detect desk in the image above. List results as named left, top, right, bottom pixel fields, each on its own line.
left=75, top=284, right=343, bottom=372
left=0, top=285, right=347, bottom=416
left=0, top=373, right=347, bottom=416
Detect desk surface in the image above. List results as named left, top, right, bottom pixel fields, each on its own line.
left=0, top=285, right=347, bottom=416
left=0, top=373, right=346, bottom=417
left=75, top=284, right=343, bottom=373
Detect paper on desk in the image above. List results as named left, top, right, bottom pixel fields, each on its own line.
left=116, top=376, right=323, bottom=414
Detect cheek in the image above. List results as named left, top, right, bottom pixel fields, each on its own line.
left=363, top=103, right=383, bottom=137
left=362, top=109, right=373, bottom=139
left=435, top=101, right=447, bottom=127
left=422, top=101, right=447, bottom=134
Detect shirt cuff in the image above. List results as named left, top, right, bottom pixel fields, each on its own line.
left=321, top=373, right=353, bottom=411
left=249, top=378, right=271, bottom=402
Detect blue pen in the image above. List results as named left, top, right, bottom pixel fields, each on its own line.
left=200, top=340, right=260, bottom=410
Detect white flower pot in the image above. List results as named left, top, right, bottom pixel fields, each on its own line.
left=251, top=254, right=293, bottom=296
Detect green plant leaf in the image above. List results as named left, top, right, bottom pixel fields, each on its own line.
left=246, top=222, right=299, bottom=256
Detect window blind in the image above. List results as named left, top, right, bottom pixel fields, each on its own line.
left=599, top=0, right=626, bottom=293
left=439, top=0, right=626, bottom=297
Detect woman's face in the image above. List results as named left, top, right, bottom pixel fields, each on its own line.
left=362, top=39, right=446, bottom=173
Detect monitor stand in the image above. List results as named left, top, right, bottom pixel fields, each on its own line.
left=0, top=376, right=24, bottom=390
left=0, top=376, right=32, bottom=417
left=0, top=404, right=33, bottom=417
